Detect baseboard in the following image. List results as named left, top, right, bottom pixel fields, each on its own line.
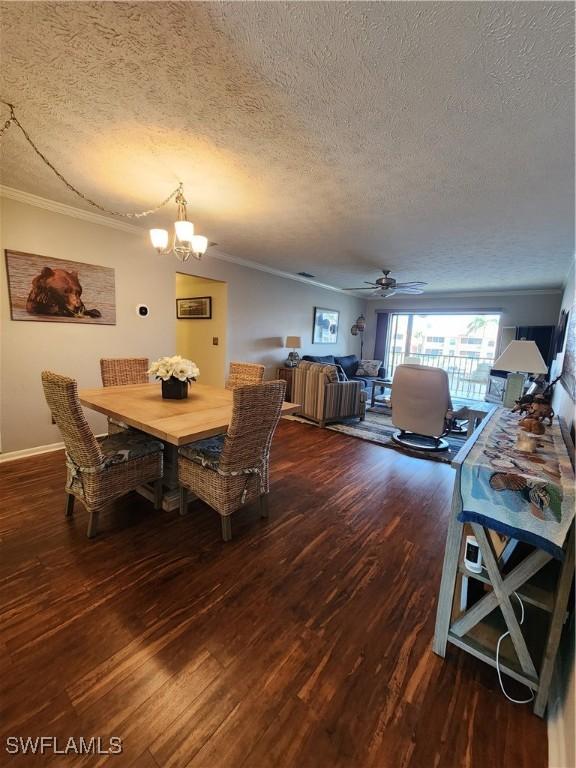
left=0, top=441, right=66, bottom=462
left=0, top=434, right=107, bottom=463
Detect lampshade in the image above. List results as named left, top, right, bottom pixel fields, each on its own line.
left=174, top=219, right=194, bottom=242
left=150, top=228, right=169, bottom=250
left=493, top=340, right=548, bottom=374
left=285, top=335, right=301, bottom=349
left=355, top=314, right=366, bottom=332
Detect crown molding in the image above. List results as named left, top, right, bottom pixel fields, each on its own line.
left=207, top=249, right=346, bottom=294
left=0, top=185, right=142, bottom=234
left=0, top=184, right=347, bottom=295
left=368, top=288, right=563, bottom=302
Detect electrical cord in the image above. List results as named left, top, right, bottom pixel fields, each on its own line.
left=495, top=591, right=535, bottom=704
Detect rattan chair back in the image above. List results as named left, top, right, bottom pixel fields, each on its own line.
left=219, top=380, right=286, bottom=474
left=41, top=371, right=103, bottom=469
left=225, top=361, right=265, bottom=390
left=100, top=358, right=149, bottom=387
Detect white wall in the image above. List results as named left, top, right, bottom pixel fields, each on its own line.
left=0, top=196, right=363, bottom=452
left=548, top=258, right=575, bottom=768
left=364, top=291, right=563, bottom=359
left=551, top=260, right=575, bottom=429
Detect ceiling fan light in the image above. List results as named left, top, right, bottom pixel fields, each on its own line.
left=174, top=219, right=194, bottom=242
left=150, top=228, right=169, bottom=251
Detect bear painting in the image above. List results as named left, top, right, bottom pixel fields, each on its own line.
left=26, top=267, right=102, bottom=318
left=6, top=251, right=115, bottom=325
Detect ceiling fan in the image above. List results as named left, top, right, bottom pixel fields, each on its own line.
left=343, top=269, right=427, bottom=298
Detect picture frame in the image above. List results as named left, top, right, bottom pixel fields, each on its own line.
left=5, top=249, right=116, bottom=325
left=312, top=307, right=339, bottom=344
left=560, top=305, right=576, bottom=402
left=555, top=308, right=569, bottom=355
left=176, top=296, right=212, bottom=319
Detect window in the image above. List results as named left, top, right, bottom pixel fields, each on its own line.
left=385, top=312, right=501, bottom=397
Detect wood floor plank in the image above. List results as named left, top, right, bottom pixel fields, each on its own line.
left=0, top=421, right=547, bottom=767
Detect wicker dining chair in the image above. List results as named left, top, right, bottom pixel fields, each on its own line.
left=42, top=371, right=163, bottom=538
left=178, top=380, right=286, bottom=541
left=100, top=358, right=149, bottom=434
left=100, top=357, right=149, bottom=387
left=225, top=361, right=265, bottom=390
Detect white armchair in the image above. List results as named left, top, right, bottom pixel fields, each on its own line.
left=390, top=364, right=452, bottom=451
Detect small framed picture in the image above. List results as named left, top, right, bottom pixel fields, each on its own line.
left=176, top=296, right=212, bottom=319
left=313, top=307, right=339, bottom=344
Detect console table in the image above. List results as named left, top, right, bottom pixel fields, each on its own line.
left=433, top=407, right=575, bottom=717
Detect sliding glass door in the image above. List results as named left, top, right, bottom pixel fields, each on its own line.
left=384, top=312, right=501, bottom=399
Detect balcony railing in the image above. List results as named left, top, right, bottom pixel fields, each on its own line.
left=385, top=351, right=494, bottom=399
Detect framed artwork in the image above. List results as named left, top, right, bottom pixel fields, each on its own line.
left=5, top=250, right=115, bottom=324
left=313, top=307, right=339, bottom=344
left=560, top=305, right=576, bottom=402
left=176, top=296, right=212, bottom=319
left=555, top=309, right=569, bottom=355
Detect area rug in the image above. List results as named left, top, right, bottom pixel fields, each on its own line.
left=284, top=401, right=471, bottom=464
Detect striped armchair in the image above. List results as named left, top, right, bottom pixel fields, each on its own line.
left=292, top=361, right=366, bottom=428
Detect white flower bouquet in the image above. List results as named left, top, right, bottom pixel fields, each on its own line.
left=148, top=355, right=200, bottom=383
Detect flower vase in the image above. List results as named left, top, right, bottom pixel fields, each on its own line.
left=161, top=377, right=189, bottom=400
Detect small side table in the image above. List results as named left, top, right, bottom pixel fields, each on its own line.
left=369, top=378, right=393, bottom=408
left=277, top=366, right=295, bottom=401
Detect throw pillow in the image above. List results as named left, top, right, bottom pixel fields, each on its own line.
left=335, top=364, right=348, bottom=381
left=356, top=359, right=382, bottom=377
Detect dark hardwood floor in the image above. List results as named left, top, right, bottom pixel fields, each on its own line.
left=0, top=421, right=547, bottom=767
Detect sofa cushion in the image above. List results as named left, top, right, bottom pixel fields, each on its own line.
left=302, top=355, right=336, bottom=365
left=356, top=359, right=382, bottom=377
left=334, top=355, right=359, bottom=378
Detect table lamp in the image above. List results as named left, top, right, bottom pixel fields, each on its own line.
left=285, top=335, right=302, bottom=368
left=492, top=340, right=548, bottom=408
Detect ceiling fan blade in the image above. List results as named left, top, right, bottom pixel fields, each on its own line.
left=364, top=281, right=381, bottom=286
left=343, top=287, right=379, bottom=290
left=395, top=281, right=427, bottom=288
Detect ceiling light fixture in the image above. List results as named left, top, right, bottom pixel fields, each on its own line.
left=149, top=184, right=208, bottom=261
left=0, top=101, right=210, bottom=262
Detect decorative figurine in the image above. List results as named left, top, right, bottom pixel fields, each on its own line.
left=519, top=416, right=546, bottom=435
left=527, top=400, right=555, bottom=425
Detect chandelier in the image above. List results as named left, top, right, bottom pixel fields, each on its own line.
left=149, top=184, right=208, bottom=261
left=1, top=101, right=210, bottom=262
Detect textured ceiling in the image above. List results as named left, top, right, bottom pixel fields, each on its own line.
left=0, top=1, right=573, bottom=293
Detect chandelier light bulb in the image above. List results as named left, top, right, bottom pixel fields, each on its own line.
left=174, top=219, right=194, bottom=243
left=150, top=228, right=169, bottom=252
left=191, top=235, right=208, bottom=259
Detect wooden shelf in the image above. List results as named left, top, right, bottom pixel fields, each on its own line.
left=448, top=601, right=549, bottom=689
left=457, top=559, right=560, bottom=614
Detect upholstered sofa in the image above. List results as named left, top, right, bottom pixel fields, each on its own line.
left=292, top=361, right=366, bottom=427
left=301, top=354, right=385, bottom=388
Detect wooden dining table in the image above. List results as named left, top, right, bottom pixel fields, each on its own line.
left=79, top=381, right=299, bottom=510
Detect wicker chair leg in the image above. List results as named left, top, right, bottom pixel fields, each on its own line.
left=179, top=486, right=188, bottom=517
left=65, top=493, right=75, bottom=518
left=87, top=511, right=99, bottom=539
left=259, top=494, right=269, bottom=519
left=154, top=479, right=163, bottom=511
left=221, top=515, right=232, bottom=542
